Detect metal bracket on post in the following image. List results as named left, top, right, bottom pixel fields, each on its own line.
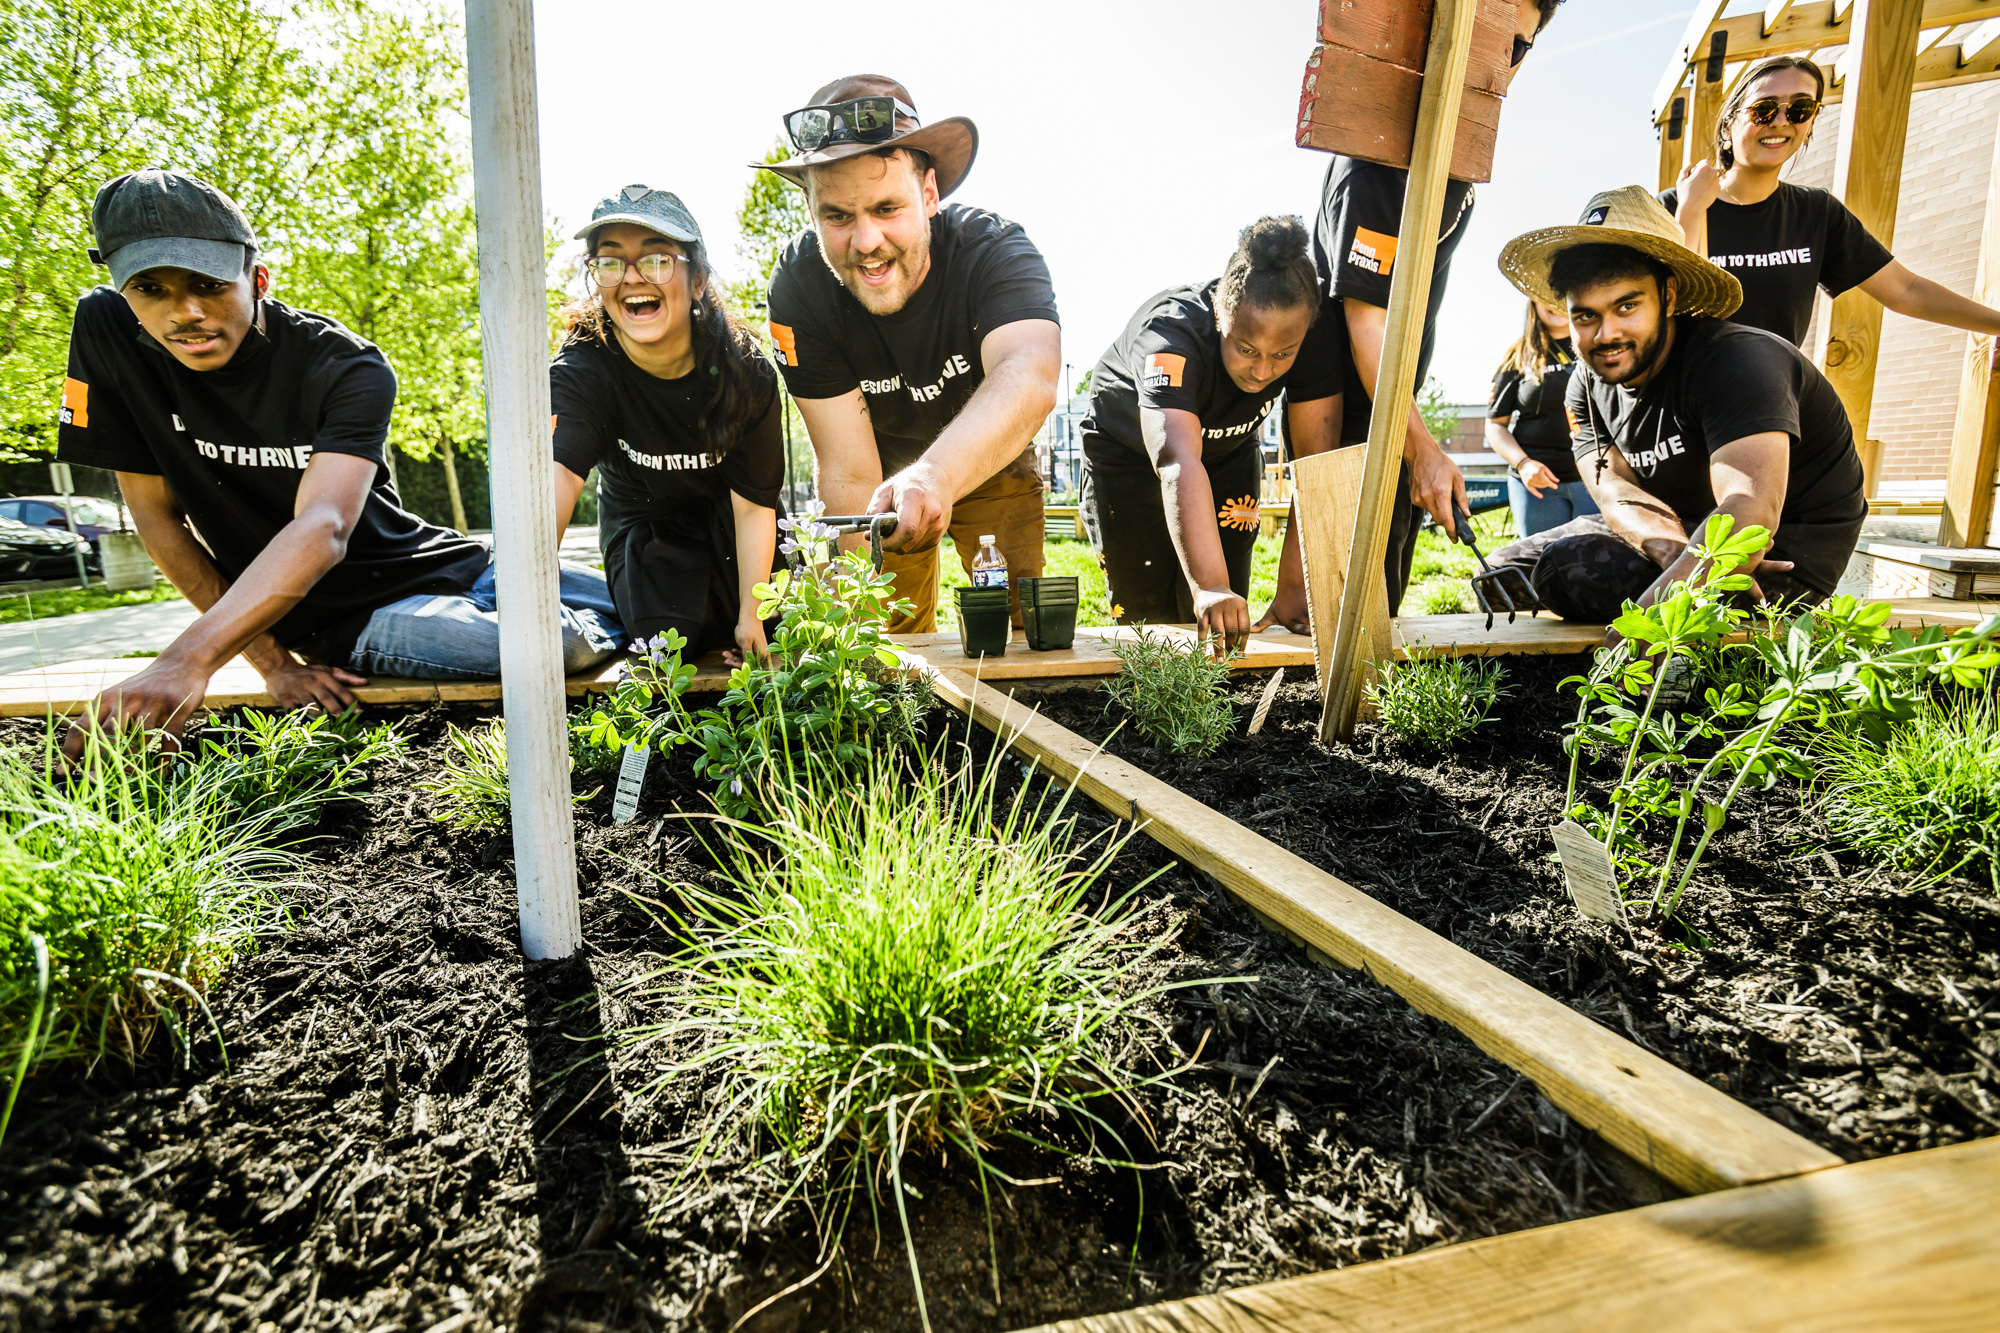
left=465, top=0, right=581, bottom=961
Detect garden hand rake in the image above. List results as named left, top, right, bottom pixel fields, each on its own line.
left=808, top=514, right=899, bottom=572
left=1452, top=499, right=1539, bottom=630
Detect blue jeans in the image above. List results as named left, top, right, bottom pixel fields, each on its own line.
left=1509, top=476, right=1600, bottom=538
left=346, top=558, right=626, bottom=680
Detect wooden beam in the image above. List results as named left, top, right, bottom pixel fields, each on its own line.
left=1322, top=0, right=1480, bottom=740
left=1943, top=104, right=2000, bottom=548
left=926, top=669, right=1843, bottom=1197
left=1657, top=90, right=1688, bottom=192
left=1024, top=1136, right=2000, bottom=1333
left=1764, top=0, right=1799, bottom=32
left=1687, top=0, right=2000, bottom=68
left=1653, top=0, right=1732, bottom=119
left=1292, top=446, right=1385, bottom=707
left=1687, top=32, right=1730, bottom=176
left=1811, top=0, right=1922, bottom=484
left=1296, top=46, right=1505, bottom=182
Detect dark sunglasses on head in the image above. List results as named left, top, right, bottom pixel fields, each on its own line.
left=783, top=95, right=919, bottom=154
left=1745, top=95, right=1820, bottom=126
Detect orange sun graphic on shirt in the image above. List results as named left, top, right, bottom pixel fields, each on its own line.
left=1217, top=494, right=1259, bottom=531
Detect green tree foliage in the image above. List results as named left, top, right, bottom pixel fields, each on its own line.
left=1418, top=376, right=1462, bottom=447
left=728, top=140, right=814, bottom=496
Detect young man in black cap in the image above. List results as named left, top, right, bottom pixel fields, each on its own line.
left=761, top=75, right=1061, bottom=632
left=57, top=169, right=623, bottom=749
left=1483, top=187, right=1865, bottom=625
left=1259, top=0, right=1567, bottom=632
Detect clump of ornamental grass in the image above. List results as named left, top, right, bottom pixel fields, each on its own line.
left=1817, top=694, right=2000, bottom=892
left=1367, top=653, right=1509, bottom=751
left=424, top=720, right=514, bottom=831
left=1, top=730, right=311, bottom=1141
left=1413, top=580, right=1469, bottom=616
left=193, top=706, right=403, bottom=835
left=1103, top=626, right=1237, bottom=756
left=623, top=737, right=1203, bottom=1330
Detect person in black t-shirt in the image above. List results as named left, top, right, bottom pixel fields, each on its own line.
left=761, top=74, right=1060, bottom=632
left=1303, top=0, right=1569, bottom=621
left=1080, top=217, right=1344, bottom=651
left=1487, top=188, right=1864, bottom=628
left=551, top=186, right=781, bottom=663
left=1486, top=298, right=1595, bottom=536
left=1665, top=55, right=2000, bottom=348
left=56, top=169, right=621, bottom=751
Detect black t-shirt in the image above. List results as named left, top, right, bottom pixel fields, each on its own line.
left=1079, top=280, right=1346, bottom=470
left=57, top=288, right=487, bottom=657
left=1565, top=318, right=1865, bottom=594
left=1311, top=155, right=1476, bottom=442
left=1658, top=182, right=1892, bottom=346
left=1488, top=339, right=1580, bottom=482
left=766, top=203, right=1059, bottom=479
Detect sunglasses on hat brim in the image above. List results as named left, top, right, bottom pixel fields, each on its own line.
left=783, top=95, right=920, bottom=155
left=1745, top=96, right=1820, bottom=127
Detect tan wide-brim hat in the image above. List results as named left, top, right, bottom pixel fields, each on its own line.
left=1497, top=185, right=1743, bottom=319
left=753, top=74, right=978, bottom=199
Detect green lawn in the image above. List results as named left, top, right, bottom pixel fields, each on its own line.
left=0, top=581, right=182, bottom=625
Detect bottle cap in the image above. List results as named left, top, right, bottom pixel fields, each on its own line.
left=980, top=535, right=995, bottom=544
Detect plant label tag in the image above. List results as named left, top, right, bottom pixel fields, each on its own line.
left=1551, top=819, right=1627, bottom=927
left=612, top=745, right=650, bottom=825
left=1247, top=668, right=1285, bottom=735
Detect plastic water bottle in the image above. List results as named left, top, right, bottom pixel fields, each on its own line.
left=971, top=535, right=1008, bottom=587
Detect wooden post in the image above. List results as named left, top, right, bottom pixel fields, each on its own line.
left=1657, top=92, right=1688, bottom=194
left=1320, top=0, right=1480, bottom=741
left=465, top=0, right=582, bottom=961
left=1811, top=0, right=1921, bottom=482
left=1942, top=104, right=2000, bottom=549
left=1688, top=31, right=1729, bottom=175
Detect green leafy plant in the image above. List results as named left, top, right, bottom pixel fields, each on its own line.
left=1, top=731, right=313, bottom=1138
left=1818, top=695, right=2000, bottom=892
left=622, top=737, right=1201, bottom=1330
left=1413, top=580, right=1469, bottom=616
left=192, top=707, right=403, bottom=834
left=1368, top=653, right=1509, bottom=750
left=422, top=719, right=585, bottom=832
left=1562, top=515, right=2000, bottom=922
left=1102, top=627, right=1237, bottom=756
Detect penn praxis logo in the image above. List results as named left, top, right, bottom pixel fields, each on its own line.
left=1346, top=226, right=1398, bottom=276
left=1141, top=352, right=1185, bottom=390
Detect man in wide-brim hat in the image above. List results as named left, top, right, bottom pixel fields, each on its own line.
left=761, top=75, right=1061, bottom=633
left=1480, top=185, right=1867, bottom=629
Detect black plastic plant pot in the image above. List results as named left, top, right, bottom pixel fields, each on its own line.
left=1018, top=575, right=1080, bottom=609
left=960, top=605, right=1012, bottom=656
left=1025, top=601, right=1078, bottom=651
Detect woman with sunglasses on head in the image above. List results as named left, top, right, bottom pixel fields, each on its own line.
left=550, top=187, right=782, bottom=665
left=1666, top=55, right=2000, bottom=347
left=1486, top=298, right=1595, bottom=537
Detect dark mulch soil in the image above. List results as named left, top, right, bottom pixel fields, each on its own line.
left=0, top=701, right=1640, bottom=1333
left=1011, top=654, right=2000, bottom=1164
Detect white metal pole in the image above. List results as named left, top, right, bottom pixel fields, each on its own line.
left=465, top=0, right=581, bottom=960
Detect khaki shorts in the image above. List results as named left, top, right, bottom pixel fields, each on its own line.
left=882, top=469, right=1046, bottom=633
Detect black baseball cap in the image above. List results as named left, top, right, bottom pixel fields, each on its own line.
left=88, top=169, right=258, bottom=289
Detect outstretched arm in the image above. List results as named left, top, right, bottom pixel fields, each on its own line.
left=1860, top=259, right=2000, bottom=337
left=1149, top=407, right=1244, bottom=655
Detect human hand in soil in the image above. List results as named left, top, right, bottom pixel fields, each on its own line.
left=1516, top=459, right=1561, bottom=498
left=1194, top=587, right=1250, bottom=657
left=1405, top=438, right=1469, bottom=540
left=725, top=614, right=769, bottom=668
left=869, top=461, right=950, bottom=553
left=262, top=659, right=367, bottom=713
left=61, top=654, right=213, bottom=761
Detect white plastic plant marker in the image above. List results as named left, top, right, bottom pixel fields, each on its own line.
left=1247, top=668, right=1285, bottom=735
left=1551, top=819, right=1629, bottom=928
left=466, top=0, right=581, bottom=960
left=611, top=745, right=650, bottom=825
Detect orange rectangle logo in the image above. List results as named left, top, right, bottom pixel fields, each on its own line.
left=1346, top=226, right=1398, bottom=277
left=1141, top=352, right=1185, bottom=389
left=60, top=377, right=88, bottom=428
left=768, top=321, right=798, bottom=367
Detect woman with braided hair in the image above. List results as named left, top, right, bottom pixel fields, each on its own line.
left=1078, top=216, right=1344, bottom=654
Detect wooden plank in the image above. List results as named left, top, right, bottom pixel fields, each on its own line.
left=1296, top=46, right=1503, bottom=182
left=1944, top=102, right=2000, bottom=549
left=1323, top=0, right=1481, bottom=741
left=1652, top=0, right=1732, bottom=118
left=1680, top=0, right=2000, bottom=70
left=1294, top=446, right=1396, bottom=706
left=1656, top=90, right=1687, bottom=193
left=928, top=668, right=1841, bottom=1196
left=1688, top=48, right=1729, bottom=178
left=894, top=627, right=1316, bottom=680
left=1315, top=0, right=1517, bottom=95
left=1025, top=1135, right=2000, bottom=1333
left=1812, top=0, right=1922, bottom=476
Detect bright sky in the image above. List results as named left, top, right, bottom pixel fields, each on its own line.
left=522, top=0, right=1701, bottom=407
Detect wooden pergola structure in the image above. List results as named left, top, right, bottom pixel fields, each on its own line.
left=1654, top=0, right=2000, bottom=548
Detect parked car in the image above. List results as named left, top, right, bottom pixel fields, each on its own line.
left=0, top=515, right=94, bottom=581
left=0, top=494, right=126, bottom=551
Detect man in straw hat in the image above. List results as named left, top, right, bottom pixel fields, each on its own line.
left=1483, top=185, right=1866, bottom=626
left=762, top=75, right=1060, bottom=632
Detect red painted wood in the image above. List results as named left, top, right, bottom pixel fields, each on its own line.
left=1296, top=44, right=1503, bottom=182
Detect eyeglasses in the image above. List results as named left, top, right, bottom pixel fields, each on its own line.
left=783, top=95, right=920, bottom=155
left=1744, top=95, right=1820, bottom=127
left=587, top=253, right=687, bottom=288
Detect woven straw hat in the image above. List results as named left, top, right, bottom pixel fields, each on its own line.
left=1497, top=185, right=1742, bottom=319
